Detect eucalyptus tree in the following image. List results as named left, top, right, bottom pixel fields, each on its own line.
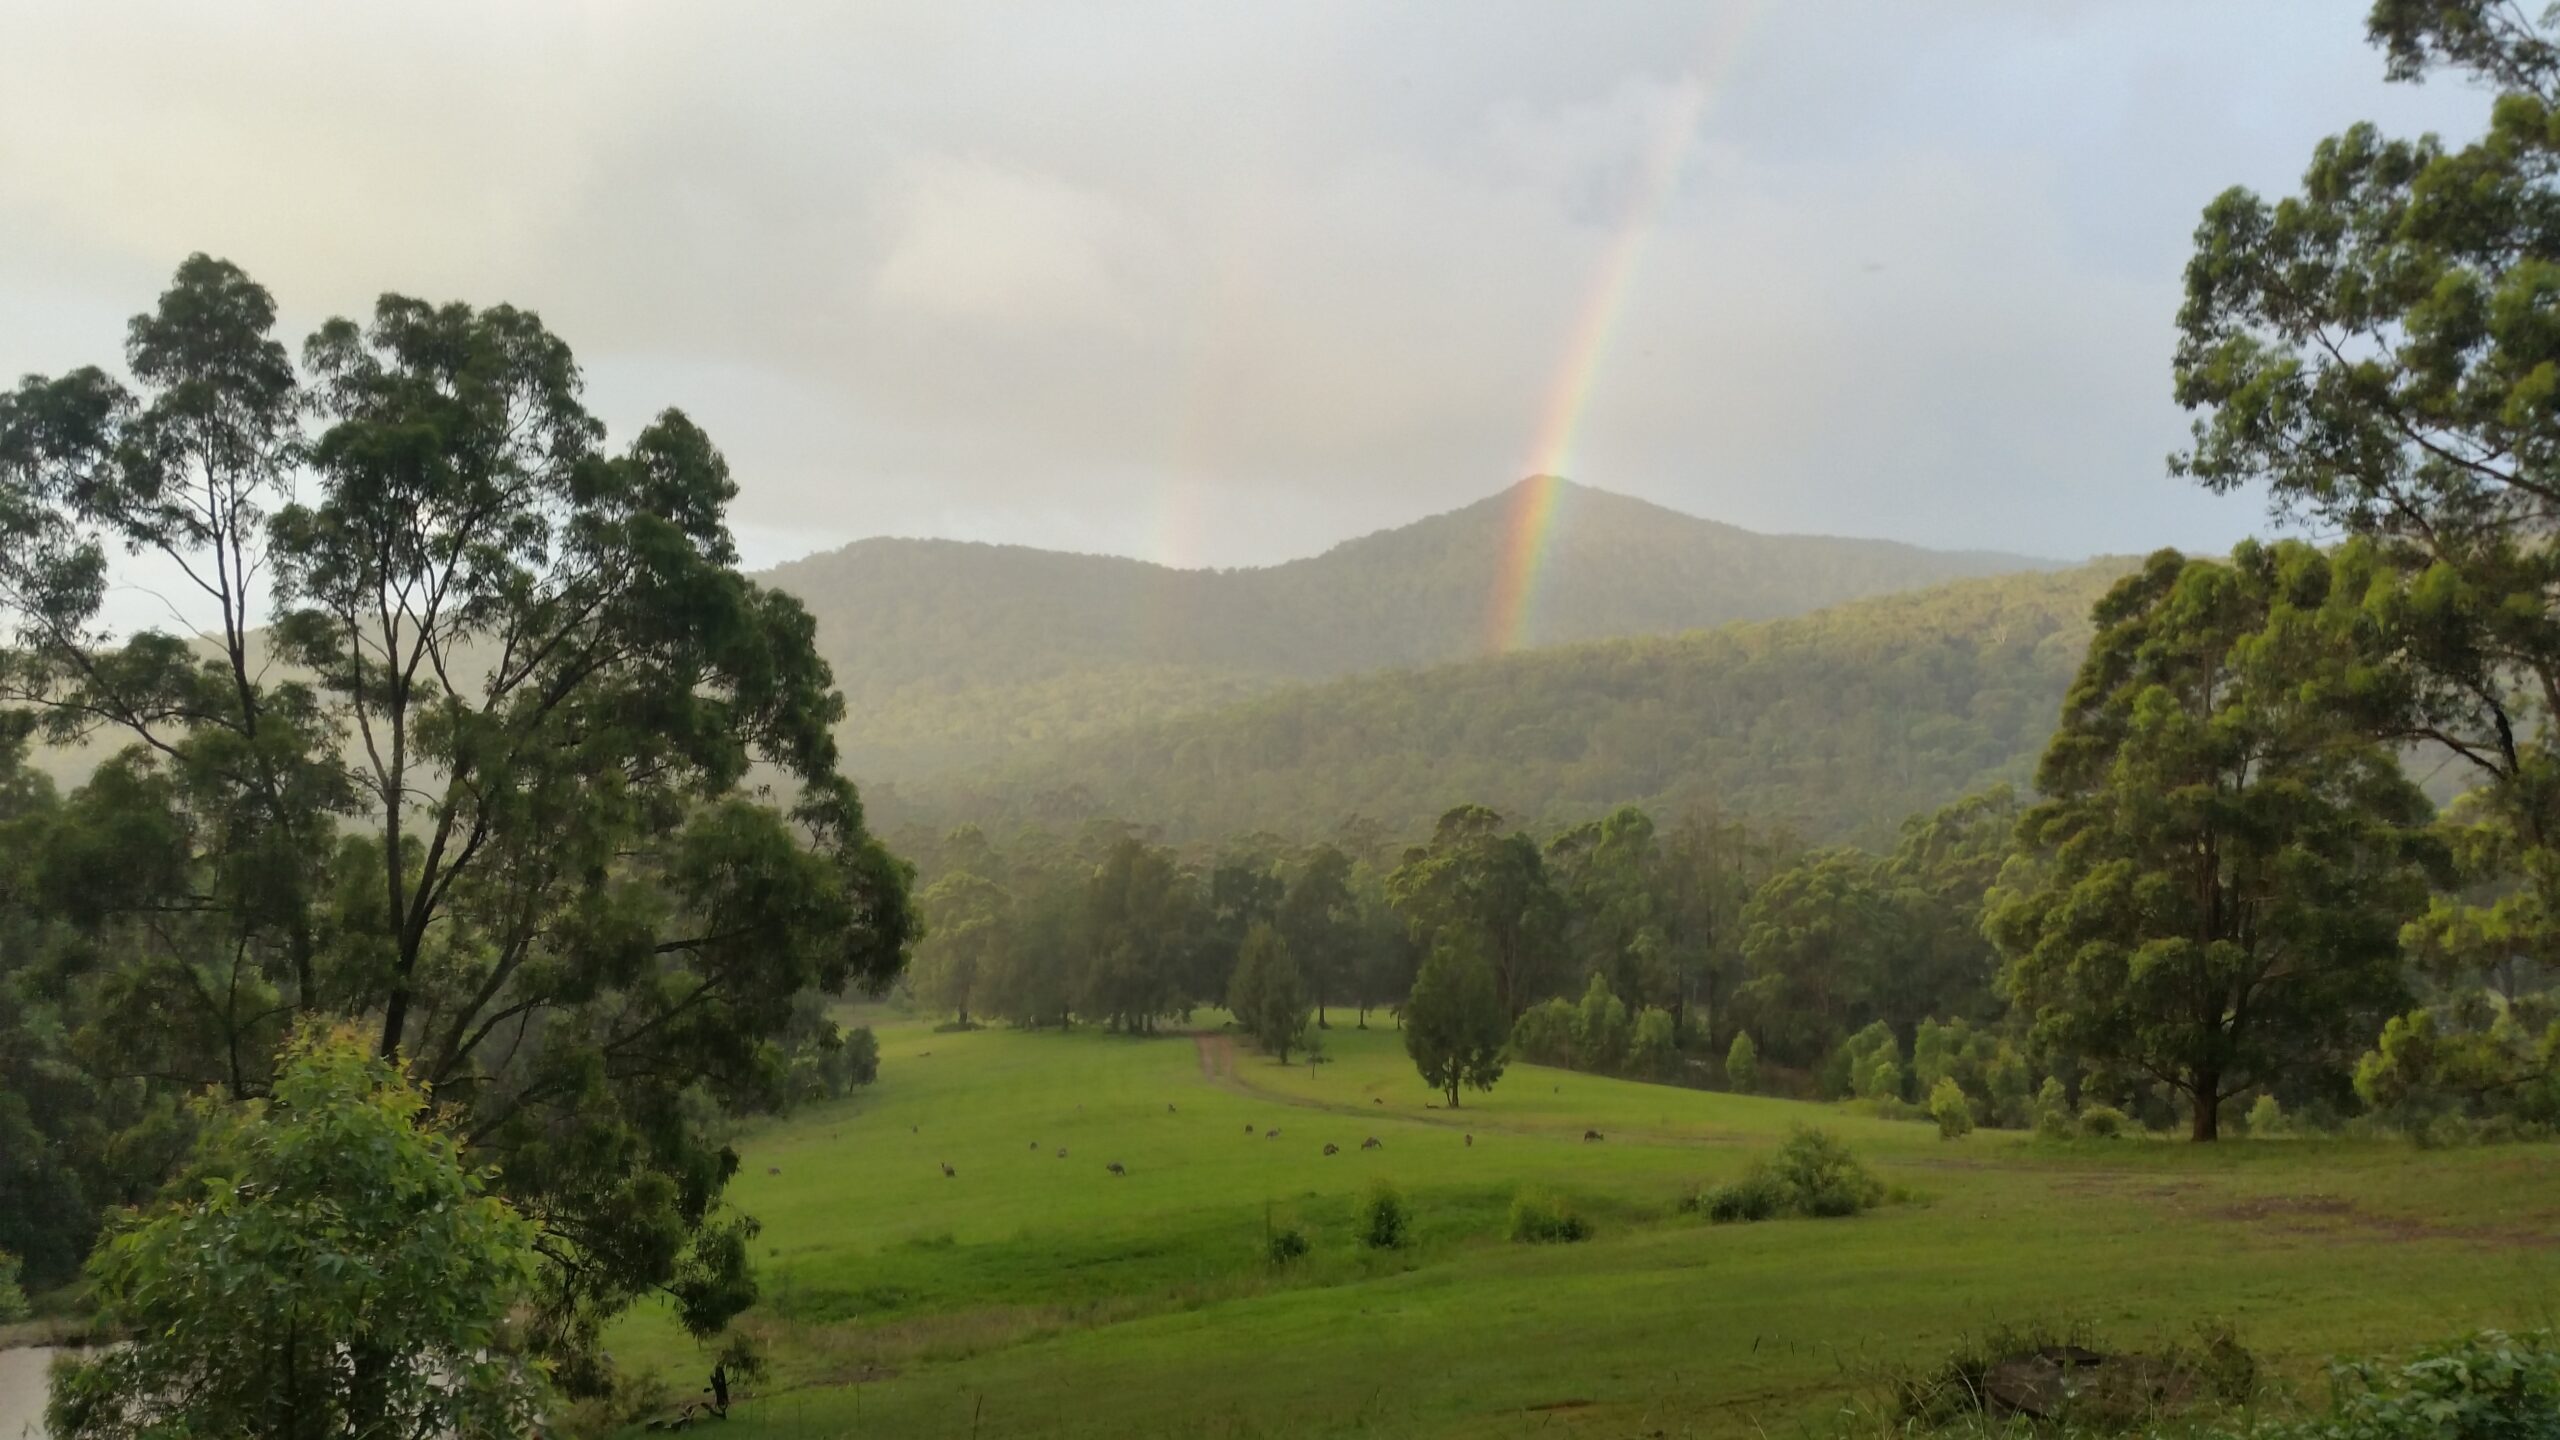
left=0, top=256, right=914, bottom=1384
left=1987, top=545, right=2439, bottom=1139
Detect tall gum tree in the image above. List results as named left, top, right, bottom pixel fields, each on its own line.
left=0, top=257, right=915, bottom=1386
left=1986, top=543, right=2441, bottom=1139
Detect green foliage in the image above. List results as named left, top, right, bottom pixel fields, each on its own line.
left=1388, top=805, right=1566, bottom=1018
left=45, top=1025, right=549, bottom=1440
left=913, top=563, right=2127, bottom=849
left=2248, top=1093, right=2286, bottom=1138
left=1264, top=1221, right=1311, bottom=1266
left=1228, top=921, right=1312, bottom=1063
left=2246, top=1329, right=2560, bottom=1440
left=2176, top=2, right=2560, bottom=1151
left=1830, top=1021, right=1902, bottom=1102
left=1989, top=544, right=2441, bottom=1141
left=1929, top=1077, right=1975, bottom=1140
left=1507, top=1190, right=1591, bottom=1244
left=1725, top=1032, right=1760, bottom=1093
left=1708, top=1126, right=1885, bottom=1224
left=2354, top=993, right=2560, bottom=1132
left=1574, top=973, right=1632, bottom=1073
left=1402, top=940, right=1510, bottom=1108
left=1510, top=997, right=1581, bottom=1067
left=2079, top=1104, right=2131, bottom=1140
left=0, top=258, right=917, bottom=1382
left=1700, top=1169, right=1786, bottom=1224
left=1357, top=1180, right=1410, bottom=1251
left=0, top=1248, right=25, bottom=1323
left=1629, top=1006, right=1678, bottom=1079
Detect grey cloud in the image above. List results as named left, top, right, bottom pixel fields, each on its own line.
left=0, top=0, right=2498, bottom=578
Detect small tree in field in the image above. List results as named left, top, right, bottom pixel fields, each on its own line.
left=48, top=1024, right=548, bottom=1440
left=1404, top=941, right=1508, bottom=1107
left=1929, top=1076, right=1975, bottom=1139
left=1228, top=922, right=1311, bottom=1063
left=1726, top=1032, right=1760, bottom=1093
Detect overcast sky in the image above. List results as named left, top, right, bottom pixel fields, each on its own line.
left=0, top=1, right=2494, bottom=578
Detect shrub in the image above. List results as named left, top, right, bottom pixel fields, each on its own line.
left=1930, top=1076, right=1975, bottom=1140
left=1770, top=1125, right=1883, bottom=1215
left=1725, top=1032, right=1760, bottom=1093
left=0, top=1249, right=25, bottom=1323
left=2247, top=1093, right=2284, bottom=1138
left=1265, top=1223, right=1311, bottom=1265
left=1508, top=1190, right=1590, bottom=1243
left=2250, top=1330, right=2560, bottom=1440
left=1708, top=1127, right=1885, bottom=1223
left=1701, top=1169, right=1785, bottom=1224
left=1509, top=998, right=1579, bottom=1067
left=1357, top=1179, right=1409, bottom=1250
left=2079, top=1104, right=2130, bottom=1139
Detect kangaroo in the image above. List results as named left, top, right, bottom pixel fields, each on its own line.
left=1464, top=1134, right=1473, bottom=1147
left=1056, top=1147, right=1068, bottom=1158
left=1322, top=1143, right=1339, bottom=1156
left=1583, top=1129, right=1604, bottom=1142
left=1361, top=1137, right=1382, bottom=1150
left=1264, top=1127, right=1281, bottom=1139
left=1106, top=1161, right=1127, bottom=1176
left=940, top=1161, right=956, bottom=1177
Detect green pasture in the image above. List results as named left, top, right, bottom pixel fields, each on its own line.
left=607, top=1014, right=2560, bottom=1438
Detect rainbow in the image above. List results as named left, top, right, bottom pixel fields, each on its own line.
left=1486, top=5, right=1763, bottom=653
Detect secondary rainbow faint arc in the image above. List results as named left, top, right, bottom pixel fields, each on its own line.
left=1487, top=4, right=1763, bottom=654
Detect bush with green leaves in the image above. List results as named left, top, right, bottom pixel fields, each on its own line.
left=45, top=1024, right=550, bottom=1440
left=2079, top=1104, right=2130, bottom=1139
left=2246, top=1094, right=2284, bottom=1138
left=1358, top=1179, right=1409, bottom=1250
left=1929, top=1076, right=1975, bottom=1140
left=1265, top=1223, right=1311, bottom=1266
left=1575, top=974, right=1631, bottom=1073
left=0, top=1247, right=25, bottom=1323
left=1704, top=1126, right=1883, bottom=1223
left=1509, top=998, right=1580, bottom=1068
left=1699, top=1170, right=1784, bottom=1224
left=1508, top=1190, right=1591, bottom=1243
left=2247, top=1330, right=2560, bottom=1440
left=1725, top=1032, right=1760, bottom=1093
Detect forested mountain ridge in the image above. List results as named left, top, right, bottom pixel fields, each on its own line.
left=776, top=477, right=2056, bottom=778
left=882, top=559, right=2137, bottom=849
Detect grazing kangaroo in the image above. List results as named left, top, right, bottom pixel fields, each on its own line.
left=1582, top=1129, right=1604, bottom=1142
left=1464, top=1134, right=1473, bottom=1147
left=1106, top=1161, right=1127, bottom=1176
left=1244, top=1122, right=1255, bottom=1133
left=1361, top=1137, right=1382, bottom=1150
left=767, top=1166, right=781, bottom=1175
left=1056, top=1147, right=1068, bottom=1158
left=1029, top=1140, right=1039, bottom=1150
left=1264, top=1127, right=1281, bottom=1139
left=1373, top=1097, right=1384, bottom=1105
left=1322, top=1143, right=1339, bottom=1156
left=1166, top=1102, right=1177, bottom=1113
left=940, top=1161, right=956, bottom=1177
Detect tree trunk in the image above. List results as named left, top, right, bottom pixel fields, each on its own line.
left=2189, top=1072, right=2221, bottom=1141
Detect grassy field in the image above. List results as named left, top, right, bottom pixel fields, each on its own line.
left=603, top=1013, right=2560, bottom=1438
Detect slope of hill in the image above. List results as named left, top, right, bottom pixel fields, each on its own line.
left=888, top=560, right=2134, bottom=848
left=778, top=477, right=2055, bottom=778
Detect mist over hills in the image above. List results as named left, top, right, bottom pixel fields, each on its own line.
left=779, top=477, right=2058, bottom=780
left=875, top=559, right=2131, bottom=848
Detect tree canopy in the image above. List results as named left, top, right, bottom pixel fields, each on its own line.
left=0, top=256, right=914, bottom=1382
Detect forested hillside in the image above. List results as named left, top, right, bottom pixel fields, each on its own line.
left=889, top=560, right=2133, bottom=847
left=781, top=477, right=2050, bottom=777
